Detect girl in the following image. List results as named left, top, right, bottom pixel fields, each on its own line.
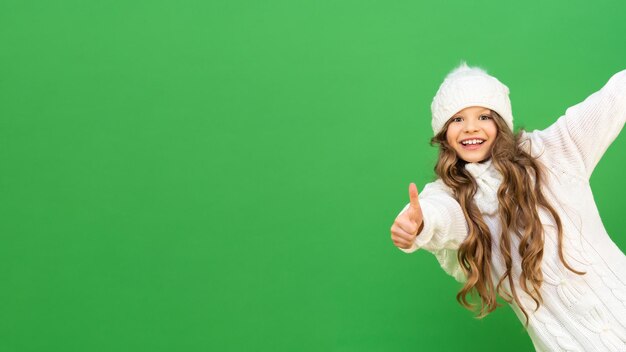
left=390, top=61, right=626, bottom=351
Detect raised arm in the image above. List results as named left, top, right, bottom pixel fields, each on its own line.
left=536, top=69, right=626, bottom=180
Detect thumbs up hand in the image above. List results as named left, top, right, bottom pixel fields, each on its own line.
left=390, top=183, right=425, bottom=250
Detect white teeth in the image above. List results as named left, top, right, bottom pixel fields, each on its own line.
left=461, top=139, right=484, bottom=145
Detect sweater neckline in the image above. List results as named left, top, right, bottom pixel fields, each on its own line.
left=464, top=157, right=495, bottom=178
left=463, top=157, right=503, bottom=215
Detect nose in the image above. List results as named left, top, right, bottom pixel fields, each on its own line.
left=464, top=119, right=479, bottom=133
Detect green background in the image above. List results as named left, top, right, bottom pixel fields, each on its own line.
left=1, top=0, right=625, bottom=351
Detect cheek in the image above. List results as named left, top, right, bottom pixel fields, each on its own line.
left=445, top=127, right=458, bottom=145
left=487, top=122, right=498, bottom=136
left=486, top=138, right=497, bottom=152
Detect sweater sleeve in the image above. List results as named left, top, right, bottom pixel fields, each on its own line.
left=396, top=181, right=469, bottom=282
left=533, top=69, right=626, bottom=180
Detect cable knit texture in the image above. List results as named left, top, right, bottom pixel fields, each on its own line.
left=399, top=69, right=626, bottom=351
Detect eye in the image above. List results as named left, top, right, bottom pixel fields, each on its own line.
left=480, top=115, right=492, bottom=120
left=452, top=117, right=462, bottom=122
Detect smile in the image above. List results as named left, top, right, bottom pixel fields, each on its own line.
left=460, top=138, right=485, bottom=145
left=460, top=141, right=485, bottom=150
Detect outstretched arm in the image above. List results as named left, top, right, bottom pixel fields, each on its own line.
left=393, top=180, right=468, bottom=253
left=390, top=180, right=469, bottom=282
left=538, top=69, right=626, bottom=180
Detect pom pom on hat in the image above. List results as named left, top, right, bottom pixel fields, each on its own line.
left=430, top=61, right=514, bottom=135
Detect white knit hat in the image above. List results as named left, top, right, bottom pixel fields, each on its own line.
left=430, top=61, right=514, bottom=135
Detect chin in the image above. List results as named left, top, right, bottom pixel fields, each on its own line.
left=455, top=145, right=493, bottom=163
left=457, top=152, right=490, bottom=163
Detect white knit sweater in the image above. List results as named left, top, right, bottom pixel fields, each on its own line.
left=399, top=69, right=626, bottom=351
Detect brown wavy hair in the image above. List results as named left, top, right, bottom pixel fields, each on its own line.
left=430, top=110, right=585, bottom=328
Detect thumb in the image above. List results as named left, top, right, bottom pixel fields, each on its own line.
left=408, top=182, right=421, bottom=221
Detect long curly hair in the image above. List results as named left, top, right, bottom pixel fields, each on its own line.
left=430, top=110, right=586, bottom=328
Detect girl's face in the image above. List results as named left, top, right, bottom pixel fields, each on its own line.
left=445, top=106, right=498, bottom=163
